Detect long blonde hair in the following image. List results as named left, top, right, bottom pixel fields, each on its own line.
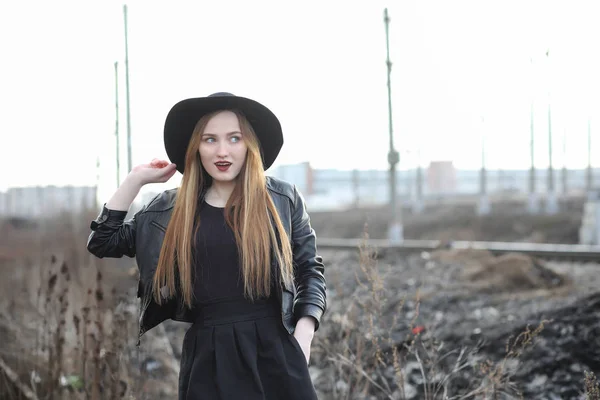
left=152, top=110, right=294, bottom=307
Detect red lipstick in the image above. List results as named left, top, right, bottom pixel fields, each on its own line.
left=215, top=161, right=231, bottom=172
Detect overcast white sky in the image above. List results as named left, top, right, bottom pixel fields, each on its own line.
left=1, top=0, right=599, bottom=195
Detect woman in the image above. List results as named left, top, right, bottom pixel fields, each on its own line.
left=86, top=92, right=326, bottom=399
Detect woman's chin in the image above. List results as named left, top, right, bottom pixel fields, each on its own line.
left=208, top=171, right=239, bottom=183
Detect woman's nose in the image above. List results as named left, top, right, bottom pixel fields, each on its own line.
left=217, top=142, right=228, bottom=157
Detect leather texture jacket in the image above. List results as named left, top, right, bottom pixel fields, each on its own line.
left=86, top=176, right=326, bottom=344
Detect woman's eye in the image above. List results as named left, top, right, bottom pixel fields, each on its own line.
left=231, top=136, right=241, bottom=143
left=205, top=137, right=215, bottom=143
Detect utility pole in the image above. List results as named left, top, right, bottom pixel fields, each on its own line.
left=587, top=119, right=593, bottom=192
left=529, top=97, right=536, bottom=194
left=528, top=57, right=539, bottom=213
left=545, top=98, right=558, bottom=213
left=114, top=61, right=121, bottom=188
left=561, top=128, right=568, bottom=197
left=477, top=116, right=490, bottom=215
left=547, top=102, right=554, bottom=192
left=352, top=169, right=360, bottom=207
left=384, top=8, right=402, bottom=243
left=413, top=148, right=424, bottom=214
left=481, top=124, right=486, bottom=195
left=95, top=156, right=101, bottom=208
left=498, top=168, right=504, bottom=192
left=545, top=49, right=558, bottom=214
left=124, top=4, right=133, bottom=173
left=528, top=94, right=540, bottom=213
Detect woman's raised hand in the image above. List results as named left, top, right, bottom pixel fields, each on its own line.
left=129, top=158, right=178, bottom=185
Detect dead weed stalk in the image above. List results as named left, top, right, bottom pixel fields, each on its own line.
left=319, top=226, right=549, bottom=399
left=1, top=253, right=133, bottom=400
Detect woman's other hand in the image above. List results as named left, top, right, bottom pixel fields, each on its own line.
left=293, top=317, right=316, bottom=365
left=129, top=158, right=177, bottom=186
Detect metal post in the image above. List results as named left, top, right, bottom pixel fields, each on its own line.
left=547, top=102, right=554, bottom=193
left=477, top=116, right=490, bottom=215
left=413, top=148, right=424, bottom=213
left=114, top=61, right=121, bottom=187
left=96, top=156, right=101, bottom=192
left=561, top=128, right=567, bottom=196
left=545, top=99, right=558, bottom=213
left=529, top=99, right=535, bottom=194
left=480, top=126, right=486, bottom=195
left=545, top=49, right=558, bottom=214
left=352, top=169, right=359, bottom=207
left=384, top=8, right=402, bottom=243
left=587, top=119, right=593, bottom=192
left=527, top=57, right=539, bottom=213
left=124, top=4, right=133, bottom=173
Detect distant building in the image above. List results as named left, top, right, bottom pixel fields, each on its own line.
left=427, top=161, right=457, bottom=195
left=0, top=186, right=97, bottom=218
left=2, top=164, right=598, bottom=216
left=267, top=162, right=313, bottom=195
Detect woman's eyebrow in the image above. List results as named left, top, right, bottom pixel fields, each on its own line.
left=202, top=131, right=242, bottom=136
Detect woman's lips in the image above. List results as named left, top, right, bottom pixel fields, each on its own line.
left=215, top=162, right=231, bottom=172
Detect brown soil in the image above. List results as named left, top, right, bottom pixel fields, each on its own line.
left=309, top=198, right=584, bottom=244
left=0, top=197, right=594, bottom=399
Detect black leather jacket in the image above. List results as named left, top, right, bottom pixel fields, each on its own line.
left=86, top=177, right=326, bottom=344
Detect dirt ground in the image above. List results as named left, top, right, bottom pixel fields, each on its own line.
left=309, top=197, right=584, bottom=243
left=314, top=245, right=600, bottom=399
left=1, top=197, right=597, bottom=399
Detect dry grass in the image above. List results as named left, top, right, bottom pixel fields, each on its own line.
left=311, top=226, right=564, bottom=399
left=1, top=209, right=598, bottom=399
left=0, top=256, right=136, bottom=400
left=0, top=211, right=140, bottom=400
left=585, top=371, right=600, bottom=400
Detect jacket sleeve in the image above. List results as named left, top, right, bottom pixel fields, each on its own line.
left=86, top=204, right=144, bottom=258
left=291, top=185, right=327, bottom=331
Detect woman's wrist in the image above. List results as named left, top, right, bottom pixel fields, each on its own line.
left=123, top=173, right=145, bottom=189
left=105, top=174, right=144, bottom=211
left=295, top=316, right=316, bottom=336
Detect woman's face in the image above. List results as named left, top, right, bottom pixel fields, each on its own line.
left=198, top=110, right=248, bottom=183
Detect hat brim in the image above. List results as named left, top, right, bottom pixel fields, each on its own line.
left=164, top=95, right=283, bottom=174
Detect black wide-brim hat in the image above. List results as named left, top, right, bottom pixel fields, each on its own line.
left=164, top=92, right=283, bottom=174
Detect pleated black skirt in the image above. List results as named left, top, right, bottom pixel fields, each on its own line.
left=178, top=297, right=318, bottom=400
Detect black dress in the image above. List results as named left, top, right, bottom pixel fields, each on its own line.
left=178, top=201, right=318, bottom=400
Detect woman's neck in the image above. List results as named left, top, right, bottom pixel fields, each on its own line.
left=205, top=181, right=236, bottom=207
